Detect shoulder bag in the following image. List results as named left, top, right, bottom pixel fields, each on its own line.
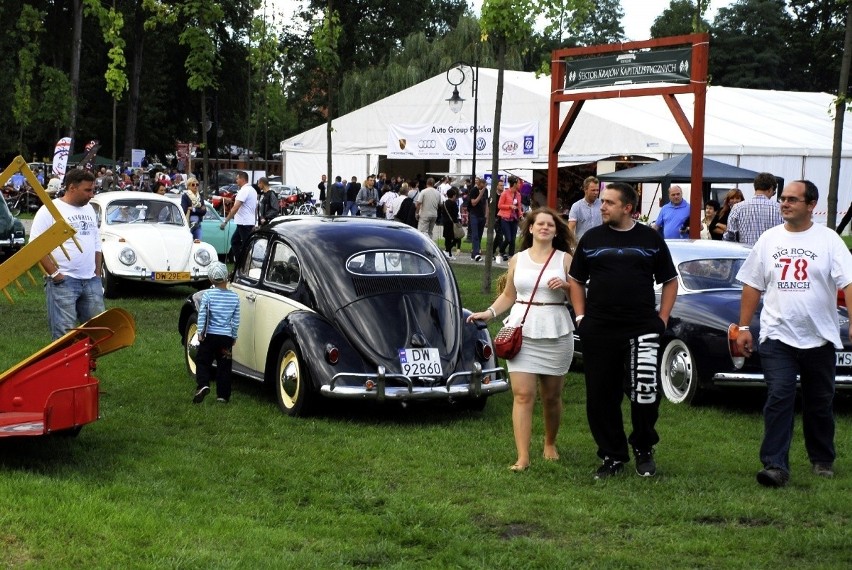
left=493, top=248, right=557, bottom=360
left=443, top=202, right=465, bottom=239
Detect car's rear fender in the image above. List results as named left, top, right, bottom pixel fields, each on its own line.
left=263, top=310, right=370, bottom=390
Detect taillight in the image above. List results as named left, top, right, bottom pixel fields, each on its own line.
left=476, top=339, right=493, bottom=361
left=325, top=343, right=339, bottom=364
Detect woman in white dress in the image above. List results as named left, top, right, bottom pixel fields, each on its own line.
left=468, top=207, right=576, bottom=471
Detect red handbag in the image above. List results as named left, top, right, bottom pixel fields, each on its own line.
left=493, top=249, right=557, bottom=359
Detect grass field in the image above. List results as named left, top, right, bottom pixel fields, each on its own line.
left=0, top=264, right=850, bottom=568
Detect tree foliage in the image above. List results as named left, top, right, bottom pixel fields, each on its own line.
left=710, top=0, right=794, bottom=89
left=651, top=0, right=711, bottom=38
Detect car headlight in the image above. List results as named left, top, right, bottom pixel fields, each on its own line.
left=194, top=249, right=212, bottom=266
left=119, top=247, right=136, bottom=265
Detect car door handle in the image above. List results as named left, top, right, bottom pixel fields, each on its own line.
left=245, top=293, right=256, bottom=302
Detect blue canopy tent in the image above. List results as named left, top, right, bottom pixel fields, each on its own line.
left=597, top=154, right=768, bottom=206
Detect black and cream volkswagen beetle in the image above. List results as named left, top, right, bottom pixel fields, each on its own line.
left=178, top=216, right=508, bottom=416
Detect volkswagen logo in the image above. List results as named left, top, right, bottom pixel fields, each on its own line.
left=446, top=138, right=457, bottom=151
left=418, top=140, right=437, bottom=149
left=476, top=137, right=487, bottom=151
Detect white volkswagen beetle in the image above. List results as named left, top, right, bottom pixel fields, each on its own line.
left=91, top=191, right=217, bottom=297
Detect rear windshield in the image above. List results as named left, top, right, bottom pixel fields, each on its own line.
left=346, top=250, right=435, bottom=276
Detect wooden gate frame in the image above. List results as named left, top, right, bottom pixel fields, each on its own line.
left=548, top=33, right=709, bottom=238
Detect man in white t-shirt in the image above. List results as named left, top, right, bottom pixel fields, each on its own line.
left=379, top=186, right=398, bottom=220
left=220, top=171, right=258, bottom=262
left=736, top=180, right=852, bottom=488
left=29, top=169, right=104, bottom=339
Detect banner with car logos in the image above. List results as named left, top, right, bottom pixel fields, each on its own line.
left=386, top=122, right=538, bottom=160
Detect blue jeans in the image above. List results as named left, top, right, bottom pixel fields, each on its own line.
left=45, top=276, right=105, bottom=340
left=345, top=201, right=359, bottom=216
left=469, top=215, right=485, bottom=257
left=758, top=338, right=836, bottom=473
left=499, top=218, right=518, bottom=256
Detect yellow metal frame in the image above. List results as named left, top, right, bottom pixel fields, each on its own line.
left=0, top=156, right=81, bottom=302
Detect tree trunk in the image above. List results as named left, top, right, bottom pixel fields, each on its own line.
left=202, top=92, right=210, bottom=198
left=122, top=0, right=145, bottom=161
left=69, top=0, right=83, bottom=143
left=828, top=2, right=852, bottom=229
left=482, top=39, right=506, bottom=294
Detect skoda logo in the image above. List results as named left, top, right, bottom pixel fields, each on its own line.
left=446, top=138, right=457, bottom=151
left=502, top=141, right=519, bottom=153
left=418, top=140, right=437, bottom=149
left=476, top=137, right=487, bottom=151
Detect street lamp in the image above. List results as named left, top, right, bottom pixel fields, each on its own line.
left=445, top=60, right=479, bottom=185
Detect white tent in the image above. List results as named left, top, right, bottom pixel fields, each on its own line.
left=280, top=69, right=852, bottom=223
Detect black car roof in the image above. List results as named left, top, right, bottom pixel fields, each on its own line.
left=257, top=215, right=446, bottom=266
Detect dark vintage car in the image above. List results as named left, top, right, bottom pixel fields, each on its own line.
left=0, top=196, right=26, bottom=259
left=575, top=240, right=852, bottom=405
left=178, top=216, right=509, bottom=415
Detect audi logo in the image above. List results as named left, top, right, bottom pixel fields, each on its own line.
left=446, top=138, right=457, bottom=151
left=418, top=140, right=437, bottom=149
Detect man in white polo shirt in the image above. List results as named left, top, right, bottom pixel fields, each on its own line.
left=220, top=170, right=258, bottom=262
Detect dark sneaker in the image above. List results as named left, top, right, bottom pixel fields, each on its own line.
left=192, top=385, right=210, bottom=404
left=216, top=397, right=229, bottom=404
left=634, top=448, right=656, bottom=477
left=594, top=457, right=625, bottom=480
left=474, top=255, right=482, bottom=262
left=757, top=467, right=789, bottom=487
left=502, top=254, right=509, bottom=261
left=812, top=463, right=834, bottom=478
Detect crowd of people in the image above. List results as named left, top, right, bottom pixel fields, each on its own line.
left=26, top=161, right=848, bottom=486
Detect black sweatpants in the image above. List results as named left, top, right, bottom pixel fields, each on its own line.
left=581, top=331, right=662, bottom=462
left=196, top=333, right=235, bottom=401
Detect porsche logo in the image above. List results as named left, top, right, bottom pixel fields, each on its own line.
left=398, top=139, right=407, bottom=150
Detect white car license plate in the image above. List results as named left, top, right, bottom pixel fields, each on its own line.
left=398, top=348, right=443, bottom=377
left=836, top=352, right=852, bottom=366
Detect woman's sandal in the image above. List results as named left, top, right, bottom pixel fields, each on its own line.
left=509, top=463, right=530, bottom=472
left=543, top=452, right=560, bottom=462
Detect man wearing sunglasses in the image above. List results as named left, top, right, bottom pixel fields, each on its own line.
left=736, top=180, right=852, bottom=487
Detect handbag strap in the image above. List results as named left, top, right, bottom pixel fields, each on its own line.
left=519, top=248, right=557, bottom=325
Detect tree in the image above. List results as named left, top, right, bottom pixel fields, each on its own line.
left=312, top=2, right=341, bottom=196
left=12, top=5, right=45, bottom=156
left=786, top=0, right=848, bottom=93
left=651, top=0, right=711, bottom=39
left=479, top=0, right=536, bottom=291
left=710, top=0, right=793, bottom=89
left=827, top=2, right=852, bottom=229
left=570, top=0, right=625, bottom=45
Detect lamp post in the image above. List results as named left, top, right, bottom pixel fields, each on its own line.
left=446, top=60, right=479, bottom=187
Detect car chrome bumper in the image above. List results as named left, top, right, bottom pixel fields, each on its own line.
left=713, top=372, right=852, bottom=388
left=323, top=363, right=510, bottom=401
left=0, top=237, right=25, bottom=247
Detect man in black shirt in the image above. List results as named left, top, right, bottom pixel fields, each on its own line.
left=468, top=177, right=488, bottom=261
left=568, top=182, right=678, bottom=480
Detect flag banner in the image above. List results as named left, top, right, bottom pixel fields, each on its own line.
left=564, top=47, right=692, bottom=90
left=387, top=122, right=538, bottom=160
left=52, top=137, right=72, bottom=177
left=80, top=140, right=101, bottom=171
